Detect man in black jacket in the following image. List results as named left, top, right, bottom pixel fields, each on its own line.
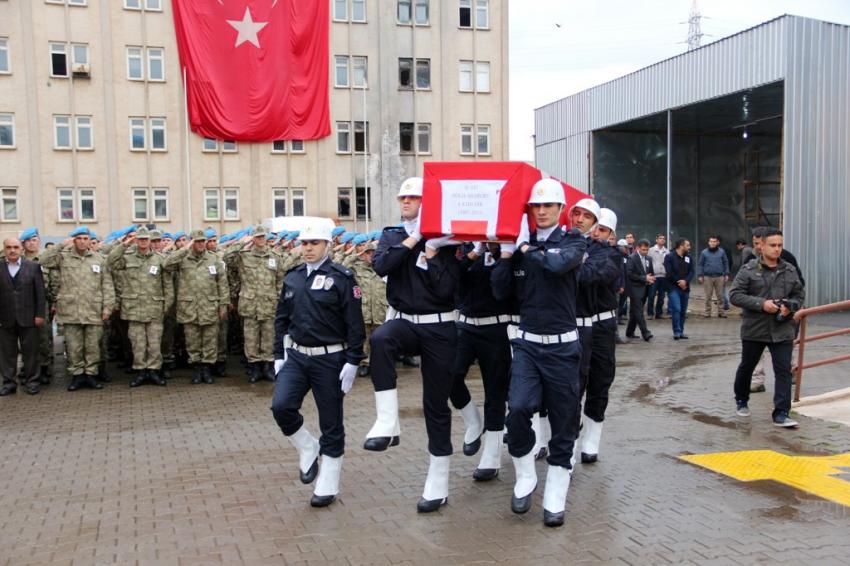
left=664, top=238, right=694, bottom=340
left=625, top=239, right=654, bottom=341
left=0, top=238, right=47, bottom=395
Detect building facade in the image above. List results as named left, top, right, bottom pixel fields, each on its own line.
left=0, top=0, right=509, bottom=238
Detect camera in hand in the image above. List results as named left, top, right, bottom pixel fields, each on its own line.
left=774, top=299, right=790, bottom=322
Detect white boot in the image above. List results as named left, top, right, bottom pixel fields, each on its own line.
left=287, top=425, right=320, bottom=484
left=460, top=400, right=484, bottom=455
left=417, top=454, right=450, bottom=512
left=531, top=413, right=551, bottom=460
left=473, top=429, right=504, bottom=481
left=580, top=417, right=603, bottom=463
left=510, top=452, right=538, bottom=514
left=311, top=455, right=342, bottom=507
left=542, top=465, right=571, bottom=527
left=364, top=389, right=401, bottom=451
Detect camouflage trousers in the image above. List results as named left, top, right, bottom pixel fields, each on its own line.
left=64, top=324, right=103, bottom=376
left=37, top=310, right=54, bottom=369
left=128, top=321, right=164, bottom=370
left=361, top=324, right=378, bottom=366
left=243, top=317, right=274, bottom=362
left=217, top=317, right=228, bottom=363
left=184, top=323, right=218, bottom=365
left=161, top=311, right=177, bottom=365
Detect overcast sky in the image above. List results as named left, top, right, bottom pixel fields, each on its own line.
left=508, top=0, right=850, bottom=162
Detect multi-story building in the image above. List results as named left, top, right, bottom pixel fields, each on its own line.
left=0, top=0, right=509, bottom=238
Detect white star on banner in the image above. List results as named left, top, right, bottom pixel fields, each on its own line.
left=227, top=7, right=268, bottom=49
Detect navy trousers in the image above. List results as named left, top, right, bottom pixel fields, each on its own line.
left=584, top=318, right=617, bottom=422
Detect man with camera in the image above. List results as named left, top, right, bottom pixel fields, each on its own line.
left=729, top=228, right=804, bottom=427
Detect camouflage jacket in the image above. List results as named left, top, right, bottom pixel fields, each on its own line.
left=162, top=247, right=229, bottom=325
left=40, top=245, right=115, bottom=325
left=227, top=246, right=286, bottom=320
left=351, top=256, right=387, bottom=325
left=107, top=244, right=174, bottom=322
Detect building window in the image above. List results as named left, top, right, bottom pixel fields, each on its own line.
left=54, top=115, right=72, bottom=149
left=203, top=188, right=239, bottom=221
left=1, top=187, right=19, bottom=222
left=76, top=116, right=93, bottom=149
left=333, top=0, right=347, bottom=21
left=46, top=0, right=88, bottom=5
left=460, top=124, right=473, bottom=155
left=401, top=58, right=431, bottom=89
left=291, top=189, right=306, bottom=216
left=58, top=187, right=96, bottom=221
left=354, top=121, right=369, bottom=153
left=399, top=58, right=412, bottom=89
left=273, top=188, right=288, bottom=217
left=50, top=43, right=68, bottom=77
left=337, top=122, right=351, bottom=153
left=337, top=187, right=352, bottom=218
left=399, top=122, right=414, bottom=154
left=335, top=55, right=349, bottom=87
left=272, top=140, right=287, bottom=153
left=477, top=124, right=490, bottom=154
left=336, top=56, right=367, bottom=88
left=476, top=61, right=490, bottom=92
left=352, top=0, right=366, bottom=22
left=223, top=188, right=239, bottom=220
left=221, top=140, right=237, bottom=152
left=202, top=137, right=218, bottom=152
left=459, top=60, right=473, bottom=92
left=0, top=113, right=16, bottom=148
left=72, top=43, right=89, bottom=67
left=132, top=188, right=148, bottom=221
left=415, top=0, right=429, bottom=24
left=417, top=123, right=431, bottom=154
left=459, top=60, right=489, bottom=92
left=290, top=140, right=305, bottom=153
left=50, top=42, right=89, bottom=77
left=459, top=0, right=471, bottom=27
left=150, top=118, right=166, bottom=150
left=272, top=188, right=306, bottom=217
left=132, top=187, right=169, bottom=221
left=0, top=38, right=10, bottom=74
left=130, top=117, right=166, bottom=151
left=356, top=186, right=371, bottom=220
left=400, top=122, right=430, bottom=154
left=416, top=58, right=431, bottom=89
left=124, top=0, right=161, bottom=10
left=204, top=188, right=220, bottom=220
left=397, top=0, right=411, bottom=24
left=147, top=47, right=164, bottom=81
left=352, top=56, right=367, bottom=88
left=127, top=46, right=143, bottom=80
left=476, top=0, right=489, bottom=28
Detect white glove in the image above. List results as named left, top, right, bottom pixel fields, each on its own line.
left=274, top=359, right=285, bottom=375
left=501, top=242, right=517, bottom=254
left=339, top=363, right=358, bottom=394
left=425, top=234, right=460, bottom=250
left=516, top=214, right=530, bottom=247
left=472, top=241, right=486, bottom=255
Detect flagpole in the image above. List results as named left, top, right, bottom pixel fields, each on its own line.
left=363, top=79, right=370, bottom=232
left=182, top=66, right=193, bottom=230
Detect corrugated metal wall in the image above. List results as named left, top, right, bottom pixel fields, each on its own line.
left=534, top=15, right=850, bottom=305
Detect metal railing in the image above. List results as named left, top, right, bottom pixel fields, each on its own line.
left=793, top=299, right=850, bottom=402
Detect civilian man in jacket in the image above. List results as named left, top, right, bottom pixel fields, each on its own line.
left=730, top=228, right=804, bottom=427
left=697, top=236, right=730, bottom=318
left=625, top=239, right=654, bottom=341
left=646, top=234, right=668, bottom=319
left=0, top=238, right=46, bottom=395
left=664, top=238, right=694, bottom=340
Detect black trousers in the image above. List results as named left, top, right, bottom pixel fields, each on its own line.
left=626, top=291, right=650, bottom=338
left=370, top=319, right=457, bottom=456
left=734, top=340, right=793, bottom=416
left=0, top=324, right=39, bottom=388
left=271, top=350, right=346, bottom=458
left=449, top=322, right=511, bottom=431
left=584, top=318, right=617, bottom=422
left=506, top=338, right=581, bottom=469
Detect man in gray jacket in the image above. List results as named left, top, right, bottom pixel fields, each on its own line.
left=697, top=236, right=729, bottom=318
left=730, top=228, right=804, bottom=427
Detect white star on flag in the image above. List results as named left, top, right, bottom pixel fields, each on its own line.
left=227, top=7, right=268, bottom=49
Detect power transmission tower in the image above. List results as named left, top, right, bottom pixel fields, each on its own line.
left=687, top=0, right=703, bottom=50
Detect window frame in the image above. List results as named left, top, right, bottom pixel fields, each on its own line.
left=202, top=137, right=218, bottom=153
left=57, top=187, right=96, bottom=222
left=203, top=188, right=220, bottom=221
left=476, top=61, right=491, bottom=93
left=459, top=0, right=472, bottom=28
left=149, top=117, right=167, bottom=151
left=126, top=46, right=143, bottom=80
left=351, top=55, right=368, bottom=89
left=53, top=115, right=72, bottom=150
left=0, top=113, right=16, bottom=149
left=146, top=47, right=164, bottom=81
left=336, top=121, right=351, bottom=153
left=0, top=37, right=10, bottom=75
left=458, top=60, right=473, bottom=92
left=75, top=115, right=93, bottom=150
left=70, top=43, right=89, bottom=67
left=271, top=140, right=287, bottom=153
left=221, top=140, right=237, bottom=153
left=399, top=122, right=415, bottom=154
left=152, top=187, right=169, bottom=221
left=475, top=0, right=490, bottom=29
left=351, top=0, right=366, bottom=22
left=397, top=0, right=411, bottom=24
left=129, top=117, right=146, bottom=150
left=332, top=0, right=348, bottom=22
left=223, top=187, right=240, bottom=221
left=398, top=57, right=413, bottom=90
left=57, top=188, right=76, bottom=221
left=334, top=55, right=349, bottom=88
left=460, top=124, right=474, bottom=155
left=417, top=122, right=431, bottom=155
left=476, top=124, right=491, bottom=155
left=132, top=187, right=149, bottom=222
left=414, top=0, right=429, bottom=25
left=0, top=187, right=19, bottom=222
left=354, top=121, right=369, bottom=154
left=49, top=42, right=69, bottom=78
left=355, top=186, right=371, bottom=220
left=290, top=140, right=305, bottom=153
left=78, top=187, right=96, bottom=221
left=337, top=187, right=353, bottom=219
left=290, top=188, right=306, bottom=217
left=415, top=58, right=431, bottom=89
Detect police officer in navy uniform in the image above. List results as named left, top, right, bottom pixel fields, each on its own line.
left=271, top=220, right=366, bottom=508
left=492, top=178, right=588, bottom=527
left=364, top=177, right=460, bottom=513
left=578, top=208, right=623, bottom=464
left=449, top=241, right=516, bottom=481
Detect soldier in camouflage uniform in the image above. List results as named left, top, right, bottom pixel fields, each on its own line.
left=225, top=225, right=286, bottom=382
left=163, top=229, right=229, bottom=384
left=205, top=229, right=229, bottom=377
left=21, top=228, right=53, bottom=384
left=350, top=241, right=387, bottom=376
left=106, top=227, right=174, bottom=387
left=40, top=227, right=115, bottom=391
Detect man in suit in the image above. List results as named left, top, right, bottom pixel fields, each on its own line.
left=0, top=238, right=47, bottom=395
left=625, top=239, right=654, bottom=341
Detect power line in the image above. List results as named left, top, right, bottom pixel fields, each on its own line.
left=686, top=0, right=703, bottom=50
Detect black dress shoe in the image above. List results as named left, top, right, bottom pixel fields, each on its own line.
left=148, top=370, right=166, bottom=386
left=673, top=335, right=680, bottom=341
left=643, top=333, right=654, bottom=342
left=26, top=385, right=41, bottom=395
left=581, top=452, right=598, bottom=464
left=357, top=364, right=370, bottom=377
left=310, top=493, right=337, bottom=508
left=473, top=468, right=499, bottom=482
left=86, top=375, right=103, bottom=389
left=679, top=335, right=689, bottom=340
left=416, top=497, right=447, bottom=513
left=625, top=333, right=635, bottom=339
left=67, top=378, right=83, bottom=392
left=363, top=436, right=400, bottom=451
left=511, top=488, right=536, bottom=514
left=0, top=385, right=16, bottom=396
left=463, top=435, right=482, bottom=456
left=300, top=458, right=319, bottom=484
left=129, top=371, right=146, bottom=388
left=543, top=509, right=565, bottom=527
left=401, top=356, right=419, bottom=368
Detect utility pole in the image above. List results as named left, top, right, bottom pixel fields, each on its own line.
left=687, top=0, right=703, bottom=50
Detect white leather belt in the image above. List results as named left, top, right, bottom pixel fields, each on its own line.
left=291, top=342, right=345, bottom=356
left=516, top=330, right=578, bottom=345
left=592, top=310, right=617, bottom=323
left=576, top=317, right=594, bottom=327
left=509, top=315, right=521, bottom=324
left=394, top=310, right=457, bottom=324
left=458, top=314, right=513, bottom=326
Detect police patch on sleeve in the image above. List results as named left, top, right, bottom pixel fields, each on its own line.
left=353, top=286, right=362, bottom=299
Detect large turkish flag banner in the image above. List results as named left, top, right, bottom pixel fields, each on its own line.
left=172, top=0, right=330, bottom=141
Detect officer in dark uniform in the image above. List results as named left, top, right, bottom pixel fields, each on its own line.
left=577, top=208, right=623, bottom=464
left=492, top=178, right=588, bottom=528
left=271, top=220, right=366, bottom=508
left=364, top=176, right=460, bottom=513
left=450, top=241, right=516, bottom=481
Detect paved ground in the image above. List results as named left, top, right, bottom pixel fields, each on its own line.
left=1, top=315, right=849, bottom=565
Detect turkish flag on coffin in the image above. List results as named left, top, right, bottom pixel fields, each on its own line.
left=172, top=0, right=330, bottom=142
left=420, top=162, right=591, bottom=241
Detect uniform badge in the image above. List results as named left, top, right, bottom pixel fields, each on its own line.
left=416, top=251, right=428, bottom=271
left=547, top=248, right=562, bottom=254
left=324, top=277, right=334, bottom=290
left=285, top=290, right=294, bottom=299
left=208, top=265, right=217, bottom=275
left=353, top=286, right=362, bottom=299
left=311, top=275, right=326, bottom=290
left=684, top=256, right=691, bottom=264
left=268, top=258, right=277, bottom=269
left=91, top=264, right=101, bottom=273
left=582, top=252, right=589, bottom=263
left=484, top=252, right=495, bottom=267
left=149, top=265, right=159, bottom=275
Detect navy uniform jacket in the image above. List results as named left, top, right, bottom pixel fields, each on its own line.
left=626, top=252, right=654, bottom=298
left=273, top=258, right=366, bottom=366
left=372, top=226, right=459, bottom=315
left=579, top=240, right=623, bottom=313
left=492, top=228, right=588, bottom=335
left=457, top=245, right=517, bottom=318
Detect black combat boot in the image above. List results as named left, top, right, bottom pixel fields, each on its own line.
left=212, top=360, right=226, bottom=377
left=247, top=362, right=260, bottom=383
left=263, top=361, right=275, bottom=382
left=148, top=369, right=166, bottom=386
left=96, top=362, right=111, bottom=382
left=203, top=364, right=215, bottom=384
left=191, top=364, right=203, bottom=384
left=129, top=370, right=147, bottom=388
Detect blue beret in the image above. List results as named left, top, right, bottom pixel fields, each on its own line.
left=218, top=234, right=231, bottom=244
left=205, top=228, right=217, bottom=239
left=267, top=233, right=276, bottom=241
left=20, top=228, right=39, bottom=241
left=69, top=226, right=90, bottom=238
left=293, top=240, right=302, bottom=247
left=90, top=232, right=98, bottom=240
left=290, top=230, right=300, bottom=238
left=331, top=226, right=346, bottom=237
left=370, top=230, right=381, bottom=239
left=173, top=231, right=186, bottom=240
left=340, top=233, right=355, bottom=244
left=162, top=232, right=174, bottom=240
left=353, top=234, right=369, bottom=245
